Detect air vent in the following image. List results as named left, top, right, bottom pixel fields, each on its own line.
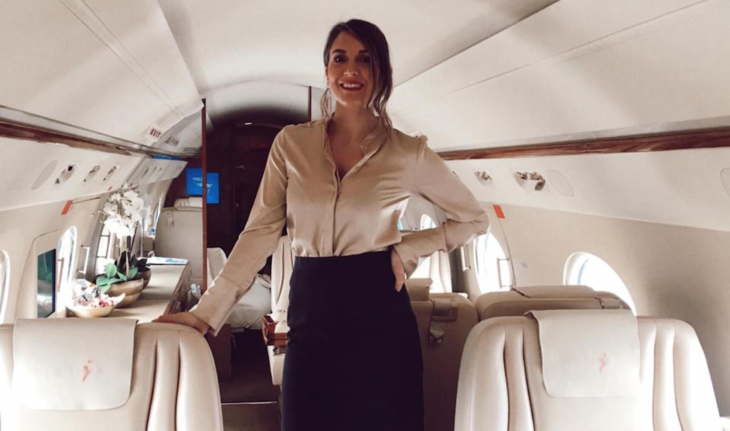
left=84, top=165, right=101, bottom=183
left=54, top=163, right=78, bottom=187
left=103, top=166, right=119, bottom=182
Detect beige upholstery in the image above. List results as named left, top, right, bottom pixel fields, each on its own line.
left=207, top=247, right=228, bottom=286
left=0, top=321, right=223, bottom=431
left=173, top=197, right=203, bottom=207
left=456, top=313, right=723, bottom=431
left=475, top=285, right=629, bottom=320
left=408, top=279, right=479, bottom=431
left=154, top=207, right=204, bottom=284
left=267, top=235, right=294, bottom=385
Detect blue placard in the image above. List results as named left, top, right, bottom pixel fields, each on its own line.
left=186, top=168, right=219, bottom=204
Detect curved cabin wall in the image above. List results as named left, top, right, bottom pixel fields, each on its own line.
left=0, top=137, right=184, bottom=322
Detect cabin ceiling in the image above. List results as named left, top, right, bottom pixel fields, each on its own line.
left=2, top=0, right=730, bottom=154
left=156, top=0, right=558, bottom=96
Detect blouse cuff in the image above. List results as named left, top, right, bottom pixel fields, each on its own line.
left=392, top=241, right=420, bottom=279
left=190, top=275, right=247, bottom=337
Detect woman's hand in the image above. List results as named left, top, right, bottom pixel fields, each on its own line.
left=152, top=312, right=210, bottom=335
left=390, top=248, right=406, bottom=292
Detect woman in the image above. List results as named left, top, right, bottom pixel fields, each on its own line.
left=155, top=19, right=489, bottom=431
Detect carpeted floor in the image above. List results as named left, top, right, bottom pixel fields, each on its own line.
left=220, top=330, right=281, bottom=403
left=223, top=403, right=281, bottom=431
left=220, top=330, right=281, bottom=430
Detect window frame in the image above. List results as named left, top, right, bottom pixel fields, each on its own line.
left=473, top=231, right=512, bottom=294
left=564, top=252, right=636, bottom=313
left=0, top=250, right=9, bottom=321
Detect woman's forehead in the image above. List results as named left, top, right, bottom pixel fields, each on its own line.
left=331, top=32, right=367, bottom=54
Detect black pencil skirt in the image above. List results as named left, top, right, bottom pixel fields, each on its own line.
left=281, top=250, right=424, bottom=431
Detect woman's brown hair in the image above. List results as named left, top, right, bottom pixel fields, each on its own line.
left=320, top=19, right=393, bottom=130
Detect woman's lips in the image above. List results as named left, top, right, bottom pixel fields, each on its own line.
left=340, top=82, right=364, bottom=92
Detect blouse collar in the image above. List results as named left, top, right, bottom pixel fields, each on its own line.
left=322, top=114, right=388, bottom=154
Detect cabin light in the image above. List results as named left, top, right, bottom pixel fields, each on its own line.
left=515, top=171, right=546, bottom=191
left=474, top=171, right=491, bottom=182
left=244, top=122, right=252, bottom=126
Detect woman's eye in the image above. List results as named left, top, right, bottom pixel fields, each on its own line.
left=334, top=55, right=346, bottom=63
left=359, top=56, right=371, bottom=64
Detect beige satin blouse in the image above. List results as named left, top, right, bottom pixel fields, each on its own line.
left=191, top=117, right=489, bottom=335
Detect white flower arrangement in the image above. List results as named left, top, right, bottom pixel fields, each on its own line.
left=100, top=183, right=148, bottom=238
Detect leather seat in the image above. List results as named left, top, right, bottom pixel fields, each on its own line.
left=406, top=278, right=478, bottom=431
left=475, top=285, right=629, bottom=320
left=266, top=235, right=294, bottom=385
left=0, top=319, right=223, bottom=431
left=154, top=206, right=204, bottom=284
left=455, top=310, right=727, bottom=431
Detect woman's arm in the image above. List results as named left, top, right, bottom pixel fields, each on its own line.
left=392, top=135, right=489, bottom=278
left=158, top=128, right=289, bottom=337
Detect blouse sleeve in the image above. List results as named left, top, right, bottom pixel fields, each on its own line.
left=392, top=136, right=489, bottom=278
left=190, top=129, right=288, bottom=336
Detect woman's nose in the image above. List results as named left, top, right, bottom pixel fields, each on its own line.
left=344, top=61, right=360, bottom=76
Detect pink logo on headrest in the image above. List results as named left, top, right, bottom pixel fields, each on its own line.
left=82, top=360, right=93, bottom=382
left=599, top=353, right=608, bottom=373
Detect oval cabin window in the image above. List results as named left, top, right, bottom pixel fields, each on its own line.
left=0, top=250, right=9, bottom=321
left=564, top=252, right=636, bottom=314
left=411, top=215, right=437, bottom=280
left=474, top=232, right=511, bottom=293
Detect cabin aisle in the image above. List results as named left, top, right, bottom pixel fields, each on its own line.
left=220, top=331, right=282, bottom=430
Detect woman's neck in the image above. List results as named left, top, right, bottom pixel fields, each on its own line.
left=328, top=105, right=378, bottom=144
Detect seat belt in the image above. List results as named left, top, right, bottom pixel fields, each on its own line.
left=429, top=298, right=458, bottom=344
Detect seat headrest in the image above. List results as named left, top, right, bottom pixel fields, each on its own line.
left=405, top=278, right=432, bottom=301
left=13, top=319, right=137, bottom=410
left=174, top=197, right=203, bottom=207
left=530, top=309, right=640, bottom=398
left=514, top=285, right=596, bottom=298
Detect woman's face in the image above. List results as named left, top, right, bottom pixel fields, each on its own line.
left=325, top=31, right=374, bottom=111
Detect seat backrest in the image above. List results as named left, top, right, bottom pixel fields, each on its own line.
left=267, top=235, right=294, bottom=386
left=407, top=278, right=479, bottom=431
left=0, top=320, right=223, bottom=431
left=270, top=235, right=293, bottom=324
left=456, top=312, right=722, bottom=431
left=207, top=247, right=228, bottom=285
left=154, top=207, right=204, bottom=284
left=475, top=285, right=629, bottom=320
left=173, top=197, right=203, bottom=207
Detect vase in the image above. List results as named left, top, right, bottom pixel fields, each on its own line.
left=107, top=279, right=145, bottom=308
left=140, top=270, right=152, bottom=289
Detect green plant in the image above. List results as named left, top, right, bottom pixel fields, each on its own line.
left=117, top=251, right=150, bottom=276
left=95, top=262, right=138, bottom=294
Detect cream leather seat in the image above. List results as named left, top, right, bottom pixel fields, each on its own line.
left=0, top=319, right=223, bottom=431
left=456, top=310, right=726, bottom=431
left=475, top=285, right=629, bottom=320
left=267, top=235, right=294, bottom=386
left=406, top=278, right=479, bottom=431
left=155, top=206, right=204, bottom=284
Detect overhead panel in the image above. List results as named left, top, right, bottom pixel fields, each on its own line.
left=390, top=0, right=730, bottom=150
left=447, top=147, right=730, bottom=232
left=0, top=0, right=201, bottom=147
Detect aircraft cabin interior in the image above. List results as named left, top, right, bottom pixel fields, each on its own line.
left=1, top=0, right=730, bottom=430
